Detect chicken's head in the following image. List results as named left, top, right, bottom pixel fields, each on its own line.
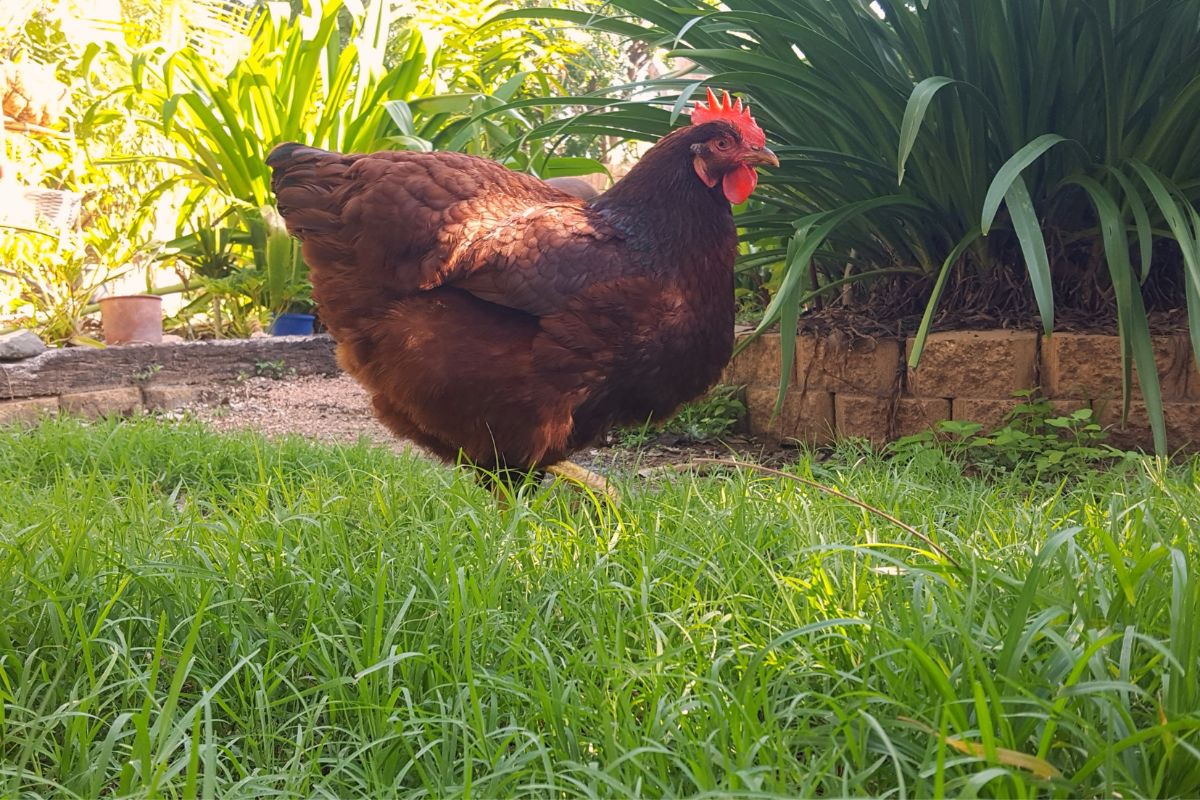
left=688, top=88, right=778, bottom=205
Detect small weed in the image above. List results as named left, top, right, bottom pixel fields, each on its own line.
left=254, top=359, right=295, bottom=380
left=614, top=384, right=746, bottom=447
left=889, top=390, right=1135, bottom=478
left=670, top=384, right=746, bottom=440
left=615, top=420, right=655, bottom=449
left=131, top=363, right=162, bottom=384
left=206, top=403, right=231, bottom=419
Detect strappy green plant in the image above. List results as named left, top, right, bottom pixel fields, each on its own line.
left=504, top=0, right=1200, bottom=453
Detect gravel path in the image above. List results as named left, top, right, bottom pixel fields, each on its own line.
left=193, top=375, right=400, bottom=447
left=186, top=374, right=788, bottom=473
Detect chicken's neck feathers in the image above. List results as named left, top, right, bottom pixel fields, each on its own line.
left=590, top=130, right=736, bottom=277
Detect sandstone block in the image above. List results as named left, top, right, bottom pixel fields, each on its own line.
left=797, top=335, right=901, bottom=396
left=142, top=385, right=210, bottom=411
left=951, top=397, right=1020, bottom=431
left=895, top=397, right=952, bottom=438
left=907, top=330, right=1038, bottom=397
left=829, top=395, right=953, bottom=444
left=1096, top=399, right=1200, bottom=452
left=1043, top=333, right=1191, bottom=401
left=59, top=387, right=141, bottom=419
left=0, top=396, right=57, bottom=425
left=834, top=394, right=889, bottom=444
left=952, top=396, right=1095, bottom=433
left=746, top=386, right=834, bottom=445
left=724, top=333, right=785, bottom=387
left=1186, top=351, right=1200, bottom=401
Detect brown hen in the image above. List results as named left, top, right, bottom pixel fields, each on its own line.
left=268, top=89, right=776, bottom=489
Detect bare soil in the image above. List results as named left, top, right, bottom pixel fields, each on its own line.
left=184, top=374, right=791, bottom=474
left=192, top=374, right=398, bottom=447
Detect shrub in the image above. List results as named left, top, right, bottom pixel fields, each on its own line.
left=1, top=2, right=172, bottom=343
left=125, top=0, right=610, bottom=329
left=513, top=0, right=1200, bottom=453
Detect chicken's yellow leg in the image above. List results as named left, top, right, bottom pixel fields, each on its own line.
left=545, top=461, right=619, bottom=501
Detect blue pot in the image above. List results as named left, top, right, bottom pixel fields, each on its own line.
left=270, top=313, right=316, bottom=336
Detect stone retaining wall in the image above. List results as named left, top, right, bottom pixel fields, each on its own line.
left=6, top=329, right=1198, bottom=452
left=725, top=328, right=1200, bottom=451
left=0, top=335, right=339, bottom=424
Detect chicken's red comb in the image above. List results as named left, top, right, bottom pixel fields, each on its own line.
left=690, top=88, right=766, bottom=149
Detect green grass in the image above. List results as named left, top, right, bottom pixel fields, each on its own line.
left=2, top=418, right=1199, bottom=798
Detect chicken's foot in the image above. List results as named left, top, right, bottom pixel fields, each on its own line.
left=545, top=461, right=619, bottom=502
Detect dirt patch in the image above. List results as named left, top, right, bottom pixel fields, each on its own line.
left=189, top=375, right=398, bottom=447
left=180, top=374, right=792, bottom=473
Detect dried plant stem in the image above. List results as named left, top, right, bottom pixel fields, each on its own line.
left=687, top=457, right=961, bottom=569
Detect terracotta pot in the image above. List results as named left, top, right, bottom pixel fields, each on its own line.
left=98, top=294, right=163, bottom=345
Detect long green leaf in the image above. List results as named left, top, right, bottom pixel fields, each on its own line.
left=1104, top=166, right=1153, bottom=283
left=755, top=196, right=927, bottom=411
left=1129, top=160, right=1200, bottom=300
left=897, top=76, right=956, bottom=185
left=1065, top=175, right=1167, bottom=453
left=981, top=134, right=1071, bottom=234
left=908, top=229, right=982, bottom=368
left=1004, top=176, right=1056, bottom=335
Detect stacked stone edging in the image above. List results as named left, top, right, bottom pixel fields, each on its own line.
left=726, top=329, right=1200, bottom=451
left=5, top=328, right=1197, bottom=451
left=0, top=335, right=339, bottom=424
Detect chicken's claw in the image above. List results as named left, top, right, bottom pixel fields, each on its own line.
left=545, top=461, right=619, bottom=502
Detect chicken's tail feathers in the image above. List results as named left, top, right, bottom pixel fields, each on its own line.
left=267, top=141, right=306, bottom=167
left=267, top=142, right=338, bottom=186
left=268, top=143, right=348, bottom=237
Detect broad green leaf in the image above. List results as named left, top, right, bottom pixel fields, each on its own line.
left=493, top=71, right=532, bottom=103
left=538, top=157, right=609, bottom=179
left=669, top=81, right=705, bottom=124
left=383, top=99, right=415, bottom=136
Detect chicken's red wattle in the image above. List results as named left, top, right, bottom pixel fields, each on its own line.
left=723, top=164, right=758, bottom=205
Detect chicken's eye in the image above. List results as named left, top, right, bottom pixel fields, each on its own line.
left=714, top=137, right=733, bottom=151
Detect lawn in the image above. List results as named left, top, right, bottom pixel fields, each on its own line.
left=1, top=418, right=1198, bottom=798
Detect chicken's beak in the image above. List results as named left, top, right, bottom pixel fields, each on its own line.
left=744, top=146, right=780, bottom=168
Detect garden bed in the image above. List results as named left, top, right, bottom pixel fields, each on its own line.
left=727, top=327, right=1200, bottom=452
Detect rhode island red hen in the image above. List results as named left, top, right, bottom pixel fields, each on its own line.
left=268, top=89, right=776, bottom=490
